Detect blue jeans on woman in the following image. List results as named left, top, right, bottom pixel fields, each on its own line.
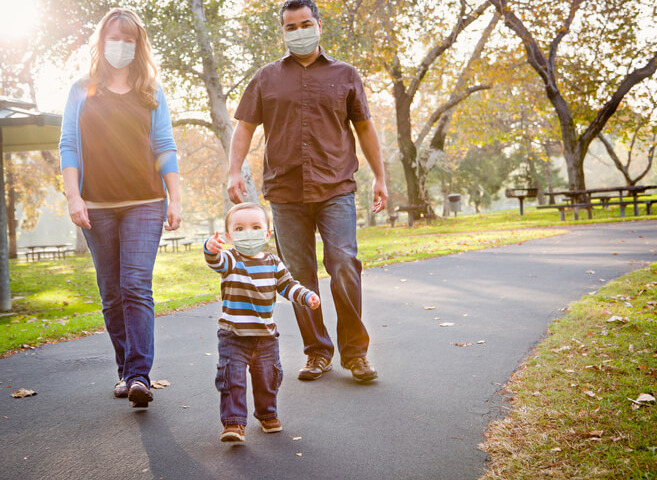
left=216, top=330, right=283, bottom=426
left=83, top=201, right=164, bottom=388
left=269, top=193, right=369, bottom=364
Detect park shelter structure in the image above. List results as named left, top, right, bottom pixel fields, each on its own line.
left=0, top=98, right=62, bottom=311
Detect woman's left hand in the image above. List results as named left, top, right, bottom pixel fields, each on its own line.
left=165, top=200, right=181, bottom=231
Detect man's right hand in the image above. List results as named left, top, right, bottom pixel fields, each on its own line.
left=227, top=172, right=247, bottom=204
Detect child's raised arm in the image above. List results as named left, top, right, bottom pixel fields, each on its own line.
left=205, top=231, right=226, bottom=254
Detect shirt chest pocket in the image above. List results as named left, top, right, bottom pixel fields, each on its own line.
left=320, top=82, right=349, bottom=112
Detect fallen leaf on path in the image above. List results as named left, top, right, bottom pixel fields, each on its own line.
left=296, top=453, right=303, bottom=457
left=586, top=270, right=595, bottom=274
left=439, top=322, right=454, bottom=327
left=151, top=379, right=171, bottom=389
left=400, top=279, right=407, bottom=282
left=477, top=340, right=486, bottom=345
left=292, top=436, right=302, bottom=441
left=424, top=306, right=437, bottom=310
left=11, top=388, right=37, bottom=398
left=454, top=342, right=473, bottom=347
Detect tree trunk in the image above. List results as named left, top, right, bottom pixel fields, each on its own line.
left=189, top=0, right=258, bottom=209
left=74, top=227, right=88, bottom=254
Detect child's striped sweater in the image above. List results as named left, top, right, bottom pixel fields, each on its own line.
left=204, top=246, right=315, bottom=336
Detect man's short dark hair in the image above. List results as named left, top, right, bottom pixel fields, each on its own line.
left=279, top=0, right=320, bottom=25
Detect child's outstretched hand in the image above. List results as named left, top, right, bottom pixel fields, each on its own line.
left=206, top=232, right=226, bottom=254
left=307, top=293, right=320, bottom=310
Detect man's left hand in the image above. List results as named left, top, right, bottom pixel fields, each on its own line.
left=371, top=178, right=388, bottom=213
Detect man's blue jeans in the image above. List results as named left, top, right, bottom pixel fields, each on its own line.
left=83, top=201, right=164, bottom=388
left=216, top=330, right=283, bottom=426
left=270, top=193, right=369, bottom=363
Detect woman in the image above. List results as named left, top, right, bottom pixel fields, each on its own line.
left=59, top=8, right=181, bottom=408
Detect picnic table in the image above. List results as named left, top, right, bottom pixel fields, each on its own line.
left=163, top=236, right=186, bottom=253
left=22, top=244, right=73, bottom=261
left=505, top=187, right=538, bottom=216
left=539, top=185, right=657, bottom=220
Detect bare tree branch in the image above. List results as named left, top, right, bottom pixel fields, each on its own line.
left=407, top=0, right=490, bottom=100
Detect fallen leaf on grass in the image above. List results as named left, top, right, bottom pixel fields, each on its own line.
left=606, top=315, right=629, bottom=323
left=11, top=388, right=37, bottom=398
left=584, top=390, right=597, bottom=398
left=588, top=430, right=603, bottom=438
left=628, top=393, right=655, bottom=410
left=151, top=379, right=171, bottom=389
left=550, top=447, right=562, bottom=453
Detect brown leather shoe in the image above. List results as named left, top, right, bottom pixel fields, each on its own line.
left=113, top=379, right=128, bottom=398
left=259, top=418, right=282, bottom=433
left=128, top=380, right=153, bottom=408
left=221, top=424, right=246, bottom=442
left=342, top=357, right=378, bottom=382
left=298, top=355, right=332, bottom=381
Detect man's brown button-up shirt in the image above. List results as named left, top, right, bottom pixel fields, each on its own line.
left=235, top=48, right=371, bottom=203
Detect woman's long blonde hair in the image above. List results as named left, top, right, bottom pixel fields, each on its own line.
left=88, top=8, right=158, bottom=109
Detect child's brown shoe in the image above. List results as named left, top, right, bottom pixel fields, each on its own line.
left=220, top=424, right=246, bottom=442
left=259, top=418, right=282, bottom=433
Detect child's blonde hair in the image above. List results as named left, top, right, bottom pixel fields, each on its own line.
left=225, top=202, right=270, bottom=232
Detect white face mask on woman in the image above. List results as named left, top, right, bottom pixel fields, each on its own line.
left=284, top=26, right=320, bottom=56
left=105, top=40, right=135, bottom=69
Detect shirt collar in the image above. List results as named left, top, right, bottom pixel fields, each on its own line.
left=281, top=46, right=335, bottom=65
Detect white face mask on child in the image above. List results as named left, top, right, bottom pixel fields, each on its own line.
left=231, top=230, right=268, bottom=257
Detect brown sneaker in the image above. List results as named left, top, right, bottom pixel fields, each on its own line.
left=259, top=418, right=283, bottom=433
left=342, top=357, right=378, bottom=382
left=298, top=355, right=332, bottom=381
left=221, top=424, right=246, bottom=442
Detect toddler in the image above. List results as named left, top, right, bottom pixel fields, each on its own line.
left=204, top=202, right=320, bottom=442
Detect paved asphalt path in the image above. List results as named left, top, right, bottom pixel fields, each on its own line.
left=1, top=221, right=656, bottom=480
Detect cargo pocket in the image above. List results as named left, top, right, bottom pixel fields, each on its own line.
left=215, top=359, right=230, bottom=392
left=273, top=362, right=283, bottom=391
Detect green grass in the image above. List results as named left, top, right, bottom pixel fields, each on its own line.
left=479, top=263, right=657, bottom=479
left=3, top=204, right=655, bottom=355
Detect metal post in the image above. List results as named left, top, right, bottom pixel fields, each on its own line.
left=0, top=130, right=12, bottom=311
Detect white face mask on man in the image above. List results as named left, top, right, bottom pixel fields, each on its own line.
left=284, top=26, right=320, bottom=56
left=105, top=40, right=135, bottom=69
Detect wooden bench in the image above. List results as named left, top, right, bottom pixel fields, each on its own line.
left=181, top=240, right=194, bottom=251
left=394, top=205, right=437, bottom=227
left=158, top=242, right=168, bottom=253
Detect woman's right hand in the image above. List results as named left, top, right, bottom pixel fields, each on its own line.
left=67, top=195, right=91, bottom=229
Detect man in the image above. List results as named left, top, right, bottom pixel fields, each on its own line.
left=227, top=0, right=388, bottom=383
